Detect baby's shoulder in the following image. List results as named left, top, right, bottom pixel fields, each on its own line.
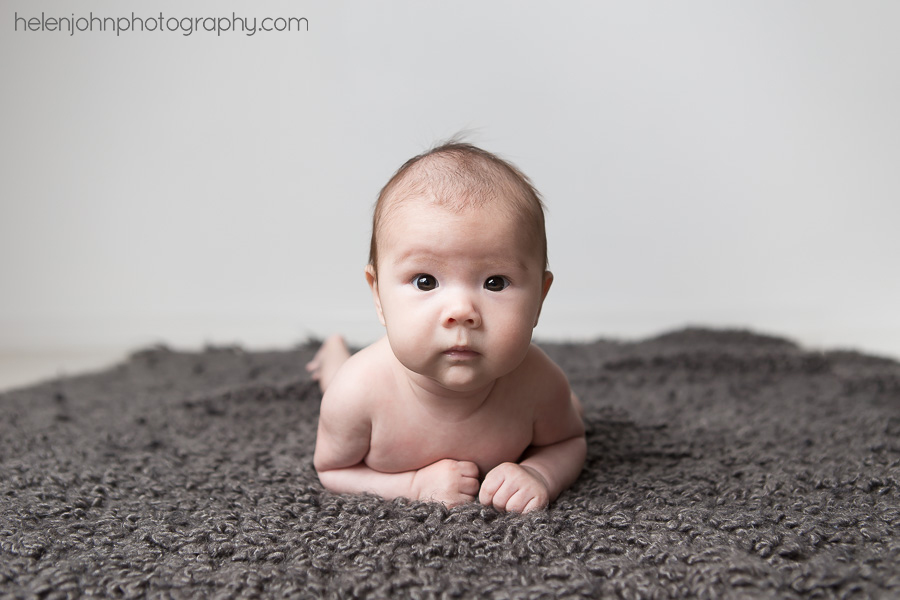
left=505, top=344, right=571, bottom=404
left=321, top=337, right=397, bottom=411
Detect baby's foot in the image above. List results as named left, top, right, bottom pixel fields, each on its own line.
left=306, top=334, right=351, bottom=393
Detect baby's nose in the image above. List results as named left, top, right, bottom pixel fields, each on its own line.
left=443, top=292, right=481, bottom=328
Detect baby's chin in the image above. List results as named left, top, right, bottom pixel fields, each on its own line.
left=405, top=363, right=499, bottom=395
left=391, top=349, right=515, bottom=394
left=436, top=359, right=527, bottom=393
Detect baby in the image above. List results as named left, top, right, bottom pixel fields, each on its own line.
left=308, top=142, right=585, bottom=513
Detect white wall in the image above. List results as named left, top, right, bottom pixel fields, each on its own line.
left=3, top=1, right=899, bottom=363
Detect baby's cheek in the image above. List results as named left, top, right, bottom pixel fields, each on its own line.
left=388, top=328, right=437, bottom=374
left=494, top=324, right=534, bottom=365
left=385, top=314, right=421, bottom=349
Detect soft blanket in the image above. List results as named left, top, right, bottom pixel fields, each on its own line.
left=2, top=328, right=898, bottom=598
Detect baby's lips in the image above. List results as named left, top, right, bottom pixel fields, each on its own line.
left=443, top=346, right=480, bottom=359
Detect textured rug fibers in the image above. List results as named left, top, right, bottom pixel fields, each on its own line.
left=2, top=328, right=899, bottom=598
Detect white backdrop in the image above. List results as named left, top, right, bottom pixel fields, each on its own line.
left=3, top=1, right=899, bottom=371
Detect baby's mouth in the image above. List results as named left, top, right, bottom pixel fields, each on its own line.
left=443, top=346, right=480, bottom=360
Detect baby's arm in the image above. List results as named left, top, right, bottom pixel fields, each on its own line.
left=315, top=460, right=480, bottom=506
left=313, top=367, right=479, bottom=506
left=480, top=356, right=586, bottom=513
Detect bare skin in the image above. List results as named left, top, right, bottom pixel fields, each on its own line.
left=310, top=199, right=586, bottom=513
left=311, top=337, right=585, bottom=512
left=308, top=334, right=583, bottom=424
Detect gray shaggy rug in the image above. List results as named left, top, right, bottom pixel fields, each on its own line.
left=2, top=328, right=899, bottom=599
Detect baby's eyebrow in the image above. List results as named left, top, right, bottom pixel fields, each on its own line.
left=390, top=249, right=442, bottom=267
left=392, top=250, right=533, bottom=273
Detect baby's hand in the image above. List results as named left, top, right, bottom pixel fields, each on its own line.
left=479, top=463, right=550, bottom=513
left=411, top=459, right=480, bottom=508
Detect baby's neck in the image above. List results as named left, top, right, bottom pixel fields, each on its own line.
left=402, top=370, right=497, bottom=423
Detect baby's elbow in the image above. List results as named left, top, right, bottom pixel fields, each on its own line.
left=314, top=448, right=358, bottom=486
left=316, top=467, right=340, bottom=492
left=313, top=449, right=341, bottom=482
left=313, top=452, right=343, bottom=479
left=315, top=458, right=353, bottom=493
left=312, top=448, right=328, bottom=475
left=573, top=433, right=587, bottom=464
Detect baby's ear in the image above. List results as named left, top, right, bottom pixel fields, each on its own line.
left=541, top=271, right=554, bottom=300
left=534, top=270, right=554, bottom=327
left=365, top=265, right=386, bottom=326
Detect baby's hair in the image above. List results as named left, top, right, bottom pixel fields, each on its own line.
left=369, top=140, right=548, bottom=275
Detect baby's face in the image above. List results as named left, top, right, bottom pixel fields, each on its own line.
left=367, top=198, right=552, bottom=393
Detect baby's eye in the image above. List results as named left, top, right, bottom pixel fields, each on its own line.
left=412, top=274, right=438, bottom=291
left=484, top=276, right=510, bottom=292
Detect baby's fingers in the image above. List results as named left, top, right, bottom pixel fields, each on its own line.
left=522, top=496, right=546, bottom=514
left=506, top=489, right=546, bottom=514
left=479, top=465, right=511, bottom=508
left=457, top=460, right=479, bottom=478
left=479, top=463, right=550, bottom=513
left=457, top=460, right=481, bottom=497
left=459, top=475, right=480, bottom=497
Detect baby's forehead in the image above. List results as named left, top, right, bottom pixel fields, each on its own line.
left=381, top=202, right=541, bottom=272
left=370, top=144, right=547, bottom=271
left=379, top=193, right=525, bottom=237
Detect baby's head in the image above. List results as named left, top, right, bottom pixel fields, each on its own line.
left=365, top=142, right=554, bottom=392
left=368, top=142, right=548, bottom=277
